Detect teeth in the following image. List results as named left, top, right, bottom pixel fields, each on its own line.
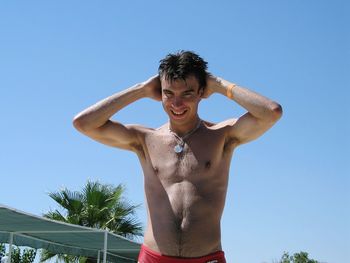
left=172, top=110, right=186, bottom=115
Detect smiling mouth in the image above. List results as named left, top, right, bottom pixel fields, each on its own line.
left=171, top=109, right=187, bottom=117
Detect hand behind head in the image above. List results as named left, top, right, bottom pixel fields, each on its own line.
left=143, top=75, right=162, bottom=101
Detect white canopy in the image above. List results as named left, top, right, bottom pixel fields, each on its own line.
left=0, top=205, right=141, bottom=263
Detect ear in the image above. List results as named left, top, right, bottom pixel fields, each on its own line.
left=198, top=87, right=204, bottom=97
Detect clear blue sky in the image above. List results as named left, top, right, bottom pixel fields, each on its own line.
left=1, top=1, right=349, bottom=262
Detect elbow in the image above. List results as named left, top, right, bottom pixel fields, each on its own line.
left=269, top=102, right=283, bottom=122
left=72, top=114, right=105, bottom=133
left=272, top=103, right=283, bottom=120
left=72, top=115, right=87, bottom=132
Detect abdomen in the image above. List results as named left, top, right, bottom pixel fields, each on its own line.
left=144, top=178, right=227, bottom=257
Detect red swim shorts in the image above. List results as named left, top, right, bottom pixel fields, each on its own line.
left=138, top=245, right=226, bottom=263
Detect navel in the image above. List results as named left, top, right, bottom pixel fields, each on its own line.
left=205, top=161, right=211, bottom=169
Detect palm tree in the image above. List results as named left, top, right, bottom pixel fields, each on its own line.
left=41, top=180, right=143, bottom=262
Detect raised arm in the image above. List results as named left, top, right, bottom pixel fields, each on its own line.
left=205, top=75, right=283, bottom=145
left=73, top=75, right=161, bottom=152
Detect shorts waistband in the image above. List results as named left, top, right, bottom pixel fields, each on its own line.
left=138, top=244, right=226, bottom=263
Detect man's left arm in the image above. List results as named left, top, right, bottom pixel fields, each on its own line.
left=205, top=76, right=283, bottom=145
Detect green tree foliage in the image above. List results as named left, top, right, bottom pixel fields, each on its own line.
left=278, top=251, right=319, bottom=263
left=0, top=244, right=5, bottom=259
left=40, top=180, right=143, bottom=263
left=0, top=244, right=36, bottom=263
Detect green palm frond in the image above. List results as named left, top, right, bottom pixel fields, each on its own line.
left=48, top=189, right=84, bottom=214
left=40, top=249, right=83, bottom=263
left=43, top=209, right=67, bottom=222
left=43, top=180, right=143, bottom=262
left=40, top=249, right=57, bottom=262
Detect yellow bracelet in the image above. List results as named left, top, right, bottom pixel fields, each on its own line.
left=226, top=84, right=236, bottom=99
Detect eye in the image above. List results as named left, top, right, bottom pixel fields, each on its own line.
left=163, top=91, right=173, bottom=98
left=183, top=92, right=194, bottom=98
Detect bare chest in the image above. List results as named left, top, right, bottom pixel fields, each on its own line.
left=142, top=130, right=231, bottom=184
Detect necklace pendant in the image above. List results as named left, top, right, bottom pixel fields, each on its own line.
left=174, top=144, right=183, bottom=153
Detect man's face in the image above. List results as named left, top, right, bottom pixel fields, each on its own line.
left=161, top=75, right=203, bottom=125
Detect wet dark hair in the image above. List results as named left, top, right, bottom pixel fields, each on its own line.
left=158, top=50, right=210, bottom=91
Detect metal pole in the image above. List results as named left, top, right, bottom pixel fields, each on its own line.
left=103, top=231, right=107, bottom=263
left=8, top=233, right=14, bottom=263
left=97, top=250, right=100, bottom=263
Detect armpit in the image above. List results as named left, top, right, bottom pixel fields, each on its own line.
left=130, top=142, right=145, bottom=158
left=223, top=135, right=239, bottom=153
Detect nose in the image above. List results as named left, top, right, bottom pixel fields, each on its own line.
left=172, top=97, right=184, bottom=108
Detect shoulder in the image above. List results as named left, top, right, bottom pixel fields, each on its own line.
left=129, top=123, right=170, bottom=142
left=126, top=124, right=155, bottom=135
left=123, top=124, right=154, bottom=148
left=202, top=119, right=240, bottom=149
left=203, top=118, right=238, bottom=131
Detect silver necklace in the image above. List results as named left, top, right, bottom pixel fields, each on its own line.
left=168, top=119, right=202, bottom=153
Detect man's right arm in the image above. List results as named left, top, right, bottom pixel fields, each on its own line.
left=73, top=75, right=161, bottom=152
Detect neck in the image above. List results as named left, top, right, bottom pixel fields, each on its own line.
left=169, top=115, right=201, bottom=137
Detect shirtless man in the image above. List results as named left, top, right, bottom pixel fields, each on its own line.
left=73, top=51, right=282, bottom=263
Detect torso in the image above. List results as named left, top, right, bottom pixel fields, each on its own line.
left=137, top=121, right=237, bottom=257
